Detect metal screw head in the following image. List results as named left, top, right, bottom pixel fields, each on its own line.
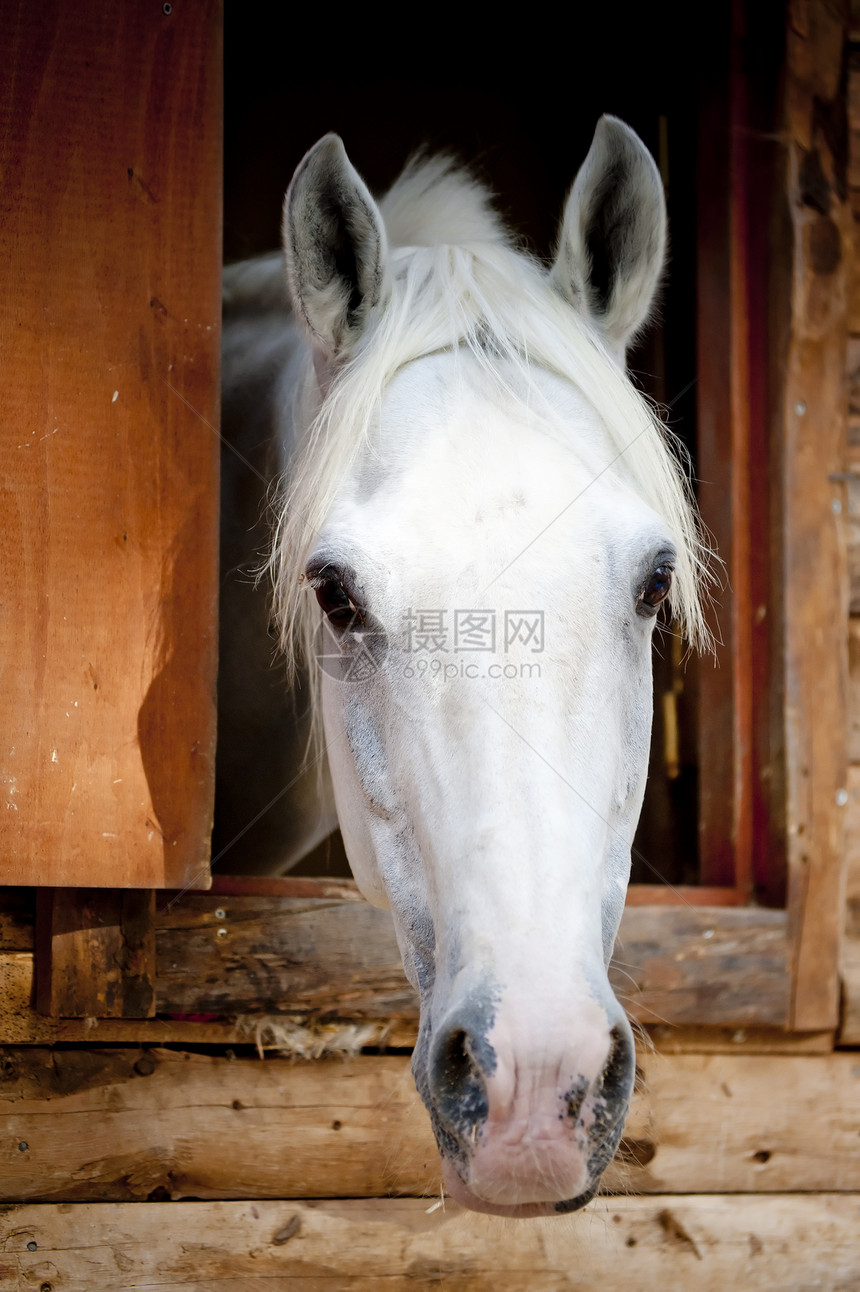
left=837, top=788, right=849, bottom=807
left=215, top=908, right=226, bottom=920
left=216, top=927, right=228, bottom=939
left=26, top=1241, right=36, bottom=1251
left=162, top=2, right=173, bottom=13
left=795, top=400, right=806, bottom=415
left=18, top=1141, right=28, bottom=1152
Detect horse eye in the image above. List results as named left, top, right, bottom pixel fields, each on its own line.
left=314, top=579, right=362, bottom=630
left=638, top=565, right=673, bottom=614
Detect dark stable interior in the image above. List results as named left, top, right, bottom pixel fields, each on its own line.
left=216, top=8, right=711, bottom=885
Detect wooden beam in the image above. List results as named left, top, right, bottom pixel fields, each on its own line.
left=34, top=889, right=155, bottom=1018
left=839, top=762, right=860, bottom=1041
left=3, top=1048, right=858, bottom=1203
left=1, top=880, right=792, bottom=1028
left=695, top=4, right=747, bottom=891
left=784, top=0, right=852, bottom=1030
left=0, top=941, right=833, bottom=1050
left=0, top=0, right=222, bottom=888
left=2, top=1196, right=860, bottom=1288
left=695, top=1, right=792, bottom=906
left=154, top=888, right=790, bottom=1027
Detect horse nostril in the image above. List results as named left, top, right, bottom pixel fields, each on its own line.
left=430, top=1026, right=489, bottom=1144
left=564, top=1024, right=634, bottom=1127
left=598, top=1023, right=636, bottom=1104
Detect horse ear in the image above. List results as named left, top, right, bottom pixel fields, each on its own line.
left=282, top=135, right=390, bottom=360
left=552, top=116, right=667, bottom=359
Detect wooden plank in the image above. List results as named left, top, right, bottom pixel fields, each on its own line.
left=0, top=891, right=35, bottom=953
left=0, top=881, right=792, bottom=1028
left=5, top=1048, right=859, bottom=1202
left=841, top=935, right=860, bottom=1041
left=609, top=905, right=789, bottom=1026
left=844, top=762, right=860, bottom=941
left=34, top=889, right=155, bottom=1018
left=0, top=951, right=418, bottom=1046
left=846, top=472, right=860, bottom=612
left=839, top=762, right=860, bottom=1041
left=849, top=191, right=860, bottom=331
left=0, top=0, right=221, bottom=887
left=217, top=875, right=748, bottom=907
left=645, top=1024, right=834, bottom=1054
left=850, top=50, right=860, bottom=187
left=625, top=886, right=744, bottom=906
left=0, top=943, right=829, bottom=1051
left=849, top=620, right=860, bottom=757
left=1, top=1196, right=860, bottom=1290
left=695, top=8, right=747, bottom=891
left=154, top=891, right=790, bottom=1027
left=156, top=891, right=418, bottom=1019
left=783, top=0, right=852, bottom=1029
left=696, top=2, right=791, bottom=904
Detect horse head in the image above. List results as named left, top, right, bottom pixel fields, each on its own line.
left=272, top=118, right=707, bottom=1216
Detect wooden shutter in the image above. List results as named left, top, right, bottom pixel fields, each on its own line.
left=0, top=0, right=222, bottom=889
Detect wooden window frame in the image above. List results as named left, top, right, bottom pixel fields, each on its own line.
left=618, top=0, right=849, bottom=1034
left=1, top=0, right=849, bottom=1040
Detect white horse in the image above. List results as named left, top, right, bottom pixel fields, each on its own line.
left=223, top=117, right=709, bottom=1217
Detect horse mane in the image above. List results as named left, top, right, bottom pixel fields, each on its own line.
left=380, top=153, right=509, bottom=248
left=269, top=155, right=714, bottom=672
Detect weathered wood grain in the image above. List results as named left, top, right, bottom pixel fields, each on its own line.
left=1, top=1196, right=859, bottom=1290
left=843, top=764, right=860, bottom=941
left=845, top=472, right=860, bottom=613
left=851, top=49, right=860, bottom=190
left=609, top=905, right=789, bottom=1026
left=34, top=889, right=156, bottom=1018
left=0, top=881, right=793, bottom=1028
left=0, top=940, right=831, bottom=1052
left=783, top=0, right=851, bottom=1029
left=0, top=0, right=221, bottom=888
left=695, top=12, right=750, bottom=891
left=839, top=762, right=860, bottom=1041
left=848, top=619, right=860, bottom=757
left=850, top=189, right=860, bottom=332
left=694, top=2, right=796, bottom=907
left=157, top=891, right=417, bottom=1019
left=0, top=891, right=34, bottom=953
left=156, top=893, right=790, bottom=1026
left=3, top=1048, right=859, bottom=1203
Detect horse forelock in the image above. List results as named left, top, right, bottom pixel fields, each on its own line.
left=269, top=156, right=715, bottom=693
left=380, top=154, right=508, bottom=251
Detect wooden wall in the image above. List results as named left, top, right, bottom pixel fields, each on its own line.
left=1, top=1044, right=859, bottom=1288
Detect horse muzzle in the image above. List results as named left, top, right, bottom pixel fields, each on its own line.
left=418, top=1004, right=635, bottom=1217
